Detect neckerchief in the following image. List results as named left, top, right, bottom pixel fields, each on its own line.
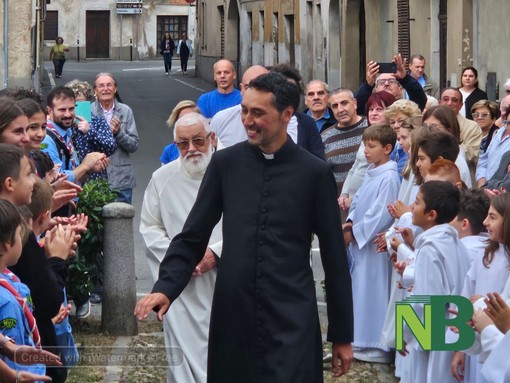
left=46, top=120, right=77, bottom=168
left=0, top=269, right=41, bottom=349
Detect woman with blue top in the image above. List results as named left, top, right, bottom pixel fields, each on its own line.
left=160, top=100, right=201, bottom=165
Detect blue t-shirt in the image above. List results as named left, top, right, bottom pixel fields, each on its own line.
left=160, top=143, right=179, bottom=165
left=197, top=89, right=242, bottom=118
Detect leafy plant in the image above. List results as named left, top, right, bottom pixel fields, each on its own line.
left=69, top=179, right=117, bottom=299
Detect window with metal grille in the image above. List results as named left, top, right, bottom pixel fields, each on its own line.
left=157, top=16, right=188, bottom=44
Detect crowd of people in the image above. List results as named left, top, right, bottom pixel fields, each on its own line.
left=0, top=70, right=138, bottom=381
left=136, top=53, right=510, bottom=383
left=3, top=46, right=510, bottom=383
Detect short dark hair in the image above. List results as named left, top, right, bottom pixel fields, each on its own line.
left=46, top=86, right=76, bottom=108
left=248, top=72, right=300, bottom=114
left=30, top=150, right=54, bottom=179
left=28, top=180, right=53, bottom=219
left=0, top=144, right=25, bottom=193
left=440, top=87, right=463, bottom=103
left=420, top=181, right=460, bottom=224
left=457, top=189, right=490, bottom=235
left=0, top=199, right=22, bottom=246
left=0, top=87, right=43, bottom=104
left=363, top=123, right=397, bottom=151
left=271, top=63, right=304, bottom=95
left=415, top=128, right=460, bottom=163
left=17, top=98, right=46, bottom=118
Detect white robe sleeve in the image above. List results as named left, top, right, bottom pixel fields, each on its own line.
left=140, top=178, right=171, bottom=283
left=350, top=178, right=398, bottom=249
left=481, top=330, right=510, bottom=383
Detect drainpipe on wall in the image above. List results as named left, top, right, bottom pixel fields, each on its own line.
left=3, top=0, right=8, bottom=88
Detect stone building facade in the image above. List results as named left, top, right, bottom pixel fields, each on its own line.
left=195, top=0, right=510, bottom=101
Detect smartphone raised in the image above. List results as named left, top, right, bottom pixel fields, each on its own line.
left=377, top=62, right=397, bottom=74
left=75, top=100, right=92, bottom=123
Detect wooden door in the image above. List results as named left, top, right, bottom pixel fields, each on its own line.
left=86, top=11, right=110, bottom=58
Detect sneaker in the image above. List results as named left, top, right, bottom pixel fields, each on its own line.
left=90, top=292, right=102, bottom=304
left=184, top=71, right=187, bottom=75
left=353, top=348, right=392, bottom=364
left=76, top=300, right=91, bottom=318
left=165, top=72, right=169, bottom=76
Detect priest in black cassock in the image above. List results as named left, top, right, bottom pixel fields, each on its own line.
left=135, top=72, right=354, bottom=383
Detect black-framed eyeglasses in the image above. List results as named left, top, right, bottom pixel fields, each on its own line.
left=174, top=132, right=212, bottom=150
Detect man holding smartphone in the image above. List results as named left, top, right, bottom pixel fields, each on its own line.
left=354, top=54, right=427, bottom=115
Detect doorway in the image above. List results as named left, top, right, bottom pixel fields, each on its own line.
left=86, top=11, right=110, bottom=58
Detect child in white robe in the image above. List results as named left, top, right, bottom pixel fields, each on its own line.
left=450, top=190, right=504, bottom=383
left=461, top=193, right=510, bottom=382
left=343, top=123, right=400, bottom=363
left=402, top=181, right=470, bottom=383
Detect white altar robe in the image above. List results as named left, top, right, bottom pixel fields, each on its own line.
left=140, top=159, right=222, bottom=383
left=461, top=245, right=510, bottom=383
left=404, top=224, right=470, bottom=383
left=347, top=160, right=400, bottom=351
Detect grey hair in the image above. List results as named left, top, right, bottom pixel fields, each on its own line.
left=329, top=88, right=354, bottom=99
left=306, top=80, right=329, bottom=93
left=65, top=79, right=94, bottom=101
left=174, top=112, right=211, bottom=133
left=504, top=78, right=510, bottom=90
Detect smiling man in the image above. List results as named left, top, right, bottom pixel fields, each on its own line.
left=197, top=59, right=242, bottom=119
left=135, top=72, right=354, bottom=383
left=321, top=88, right=369, bottom=194
left=91, top=73, right=139, bottom=204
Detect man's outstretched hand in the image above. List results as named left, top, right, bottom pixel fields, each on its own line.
left=134, top=293, right=171, bottom=321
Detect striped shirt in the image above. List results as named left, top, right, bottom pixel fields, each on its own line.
left=321, top=117, right=369, bottom=193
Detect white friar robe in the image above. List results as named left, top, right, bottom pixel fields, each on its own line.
left=404, top=224, right=470, bottom=383
left=347, top=160, right=400, bottom=351
left=140, top=158, right=222, bottom=383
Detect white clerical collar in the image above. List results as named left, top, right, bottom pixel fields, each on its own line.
left=262, top=153, right=274, bottom=160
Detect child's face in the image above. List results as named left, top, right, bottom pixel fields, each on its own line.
left=12, top=156, right=35, bottom=206
left=0, top=115, right=30, bottom=148
left=364, top=139, right=391, bottom=166
left=3, top=225, right=23, bottom=267
left=411, top=191, right=431, bottom=229
left=398, top=127, right=411, bottom=153
left=416, top=148, right=433, bottom=177
left=26, top=112, right=47, bottom=151
left=483, top=205, right=504, bottom=243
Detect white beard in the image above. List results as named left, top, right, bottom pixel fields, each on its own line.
left=180, top=145, right=213, bottom=177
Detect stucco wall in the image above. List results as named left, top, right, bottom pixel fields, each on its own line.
left=2, top=0, right=34, bottom=88
left=475, top=0, right=510, bottom=100
left=46, top=0, right=195, bottom=60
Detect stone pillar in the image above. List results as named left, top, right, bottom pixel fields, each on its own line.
left=101, top=202, right=138, bottom=336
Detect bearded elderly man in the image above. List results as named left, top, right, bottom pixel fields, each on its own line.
left=136, top=73, right=353, bottom=383
left=140, top=112, right=222, bottom=383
